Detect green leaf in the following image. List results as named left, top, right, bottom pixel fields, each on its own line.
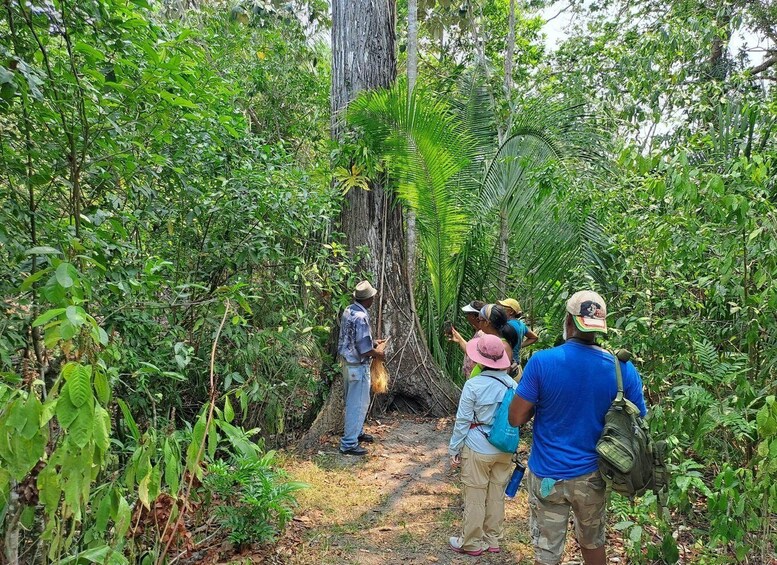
left=40, top=397, right=57, bottom=426
left=117, top=399, right=139, bottom=441
left=42, top=275, right=66, bottom=304
left=32, top=308, right=66, bottom=327
left=629, top=525, right=643, bottom=544
left=93, top=406, right=111, bottom=452
left=224, top=395, right=234, bottom=423
left=138, top=471, right=151, bottom=508
left=92, top=326, right=109, bottom=346
left=94, top=491, right=112, bottom=532
left=661, top=532, right=680, bottom=563
left=93, top=369, right=110, bottom=404
left=70, top=402, right=95, bottom=449
left=148, top=464, right=161, bottom=505
left=0, top=467, right=10, bottom=512
left=7, top=432, right=45, bottom=480
left=65, top=363, right=92, bottom=408
left=25, top=246, right=62, bottom=256
left=74, top=41, right=106, bottom=63
left=186, top=413, right=207, bottom=477
left=37, top=464, right=61, bottom=514
left=55, top=387, right=79, bottom=429
left=20, top=393, right=43, bottom=440
left=6, top=398, right=27, bottom=432
left=164, top=439, right=181, bottom=495
left=159, top=90, right=198, bottom=109
left=115, top=495, right=131, bottom=537
left=59, top=320, right=76, bottom=340
left=65, top=305, right=86, bottom=327
left=55, top=262, right=75, bottom=288
left=60, top=545, right=128, bottom=565
left=20, top=267, right=51, bottom=291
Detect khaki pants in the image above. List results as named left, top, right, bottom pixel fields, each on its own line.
left=459, top=446, right=514, bottom=551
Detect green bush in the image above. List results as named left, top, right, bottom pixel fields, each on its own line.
left=204, top=451, right=307, bottom=546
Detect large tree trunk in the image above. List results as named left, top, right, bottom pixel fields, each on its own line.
left=298, top=0, right=459, bottom=451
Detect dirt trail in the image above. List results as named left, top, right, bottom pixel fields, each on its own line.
left=265, top=414, right=620, bottom=565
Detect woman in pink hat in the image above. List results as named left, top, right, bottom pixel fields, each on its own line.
left=448, top=333, right=517, bottom=556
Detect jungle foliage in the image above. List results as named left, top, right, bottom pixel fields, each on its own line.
left=0, top=0, right=776, bottom=562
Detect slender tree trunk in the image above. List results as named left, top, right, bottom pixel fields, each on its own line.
left=407, top=0, right=417, bottom=94
left=406, top=0, right=418, bottom=289
left=497, top=0, right=516, bottom=294
left=299, top=0, right=459, bottom=451
left=504, top=0, right=515, bottom=96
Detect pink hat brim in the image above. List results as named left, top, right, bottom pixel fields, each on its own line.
left=465, top=336, right=511, bottom=370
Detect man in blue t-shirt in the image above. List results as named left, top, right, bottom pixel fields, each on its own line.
left=508, top=290, right=646, bottom=565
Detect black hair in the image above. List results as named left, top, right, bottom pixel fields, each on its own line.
left=469, top=300, right=486, bottom=311
left=484, top=304, right=519, bottom=350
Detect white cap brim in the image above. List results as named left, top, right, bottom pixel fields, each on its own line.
left=461, top=304, right=479, bottom=313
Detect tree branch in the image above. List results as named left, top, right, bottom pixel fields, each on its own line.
left=748, top=54, right=777, bottom=76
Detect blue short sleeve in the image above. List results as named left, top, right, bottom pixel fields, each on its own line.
left=623, top=362, right=647, bottom=417
left=516, top=355, right=540, bottom=404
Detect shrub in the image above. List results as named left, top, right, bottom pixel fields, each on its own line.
left=204, top=451, right=307, bottom=546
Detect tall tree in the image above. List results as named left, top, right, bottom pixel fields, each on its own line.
left=300, top=0, right=459, bottom=449
left=497, top=0, right=517, bottom=294
left=406, top=0, right=419, bottom=289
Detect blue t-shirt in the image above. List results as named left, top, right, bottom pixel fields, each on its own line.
left=507, top=319, right=528, bottom=359
left=516, top=340, right=647, bottom=479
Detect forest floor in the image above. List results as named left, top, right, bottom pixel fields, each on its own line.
left=216, top=414, right=633, bottom=564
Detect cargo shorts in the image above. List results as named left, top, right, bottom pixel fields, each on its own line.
left=526, top=469, right=607, bottom=565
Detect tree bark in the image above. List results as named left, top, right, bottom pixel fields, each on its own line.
left=298, top=0, right=460, bottom=451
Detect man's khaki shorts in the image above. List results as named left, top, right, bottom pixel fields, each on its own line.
left=526, top=469, right=607, bottom=565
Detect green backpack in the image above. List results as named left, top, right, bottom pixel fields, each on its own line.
left=596, top=350, right=669, bottom=500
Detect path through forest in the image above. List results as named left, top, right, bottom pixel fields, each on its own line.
left=249, top=415, right=630, bottom=565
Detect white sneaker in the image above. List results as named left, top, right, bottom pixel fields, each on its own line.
left=448, top=536, right=485, bottom=556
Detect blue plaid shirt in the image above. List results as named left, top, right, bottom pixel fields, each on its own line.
left=337, top=302, right=374, bottom=364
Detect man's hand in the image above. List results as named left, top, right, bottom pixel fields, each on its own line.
left=450, top=453, right=461, bottom=468
left=373, top=339, right=387, bottom=360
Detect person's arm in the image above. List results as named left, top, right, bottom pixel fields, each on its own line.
left=509, top=356, right=540, bottom=426
left=623, top=362, right=647, bottom=417
left=363, top=342, right=386, bottom=360
left=355, top=319, right=385, bottom=360
left=449, top=383, right=475, bottom=459
left=508, top=395, right=535, bottom=426
left=521, top=328, right=539, bottom=348
left=503, top=340, right=514, bottom=363
left=449, top=326, right=467, bottom=352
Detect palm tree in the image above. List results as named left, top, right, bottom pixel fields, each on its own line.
left=347, top=74, right=610, bottom=379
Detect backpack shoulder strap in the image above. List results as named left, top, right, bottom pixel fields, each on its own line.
left=472, top=373, right=511, bottom=429
left=612, top=351, right=624, bottom=402
left=479, top=373, right=510, bottom=388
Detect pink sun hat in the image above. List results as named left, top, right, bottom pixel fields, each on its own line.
left=465, top=334, right=510, bottom=370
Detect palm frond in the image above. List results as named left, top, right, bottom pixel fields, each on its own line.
left=347, top=80, right=473, bottom=318
left=461, top=96, right=610, bottom=322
